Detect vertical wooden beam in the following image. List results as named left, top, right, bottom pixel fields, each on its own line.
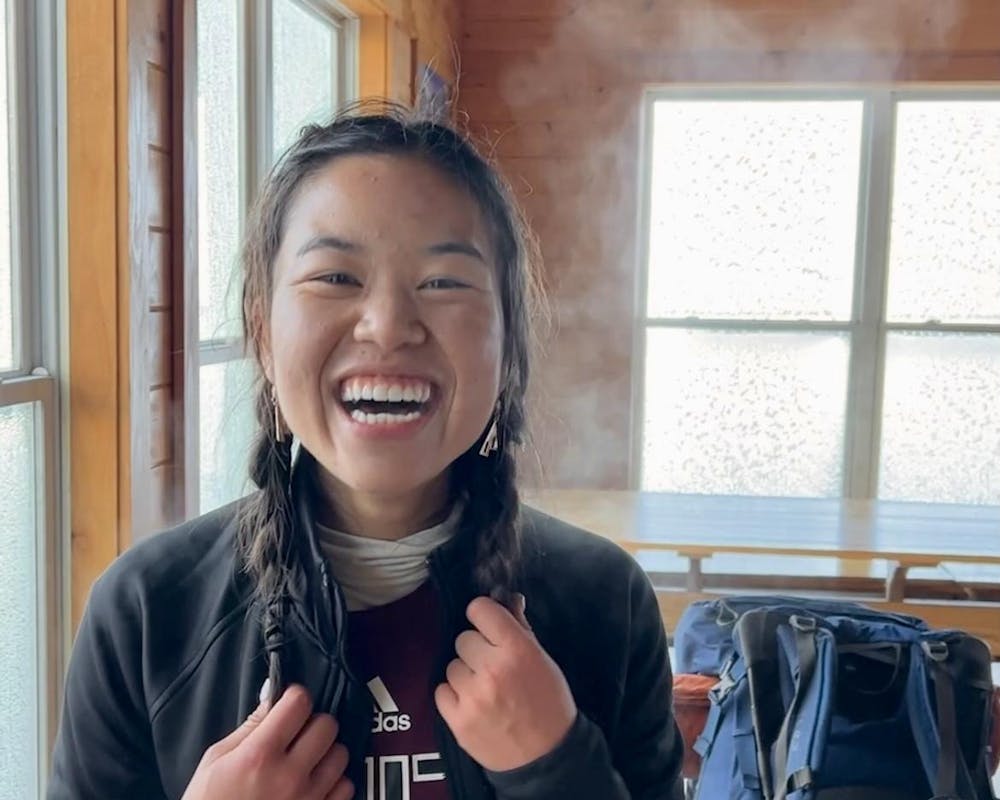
left=66, top=0, right=130, bottom=630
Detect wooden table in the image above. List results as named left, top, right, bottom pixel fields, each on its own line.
left=523, top=490, right=1000, bottom=657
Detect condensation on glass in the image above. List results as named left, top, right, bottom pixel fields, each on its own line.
left=272, top=0, right=339, bottom=158
left=646, top=100, right=863, bottom=323
left=887, top=102, right=1000, bottom=325
left=199, top=359, right=257, bottom=514
left=196, top=0, right=242, bottom=344
left=0, top=3, right=14, bottom=373
left=880, top=332, right=1000, bottom=505
left=0, top=403, right=39, bottom=800
left=642, top=329, right=849, bottom=496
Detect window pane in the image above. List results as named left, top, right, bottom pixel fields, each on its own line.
left=641, top=329, right=849, bottom=496
left=272, top=0, right=336, bottom=158
left=887, top=101, right=1000, bottom=324
left=1, top=4, right=15, bottom=372
left=879, top=332, right=1000, bottom=504
left=196, top=0, right=242, bottom=342
left=199, top=358, right=256, bottom=513
left=646, top=100, right=862, bottom=322
left=0, top=403, right=38, bottom=799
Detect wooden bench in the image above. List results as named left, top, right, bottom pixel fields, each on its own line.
left=524, top=490, right=1000, bottom=657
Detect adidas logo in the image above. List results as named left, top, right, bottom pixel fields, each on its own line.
left=368, top=676, right=411, bottom=733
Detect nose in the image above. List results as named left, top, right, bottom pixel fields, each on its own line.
left=352, top=280, right=427, bottom=352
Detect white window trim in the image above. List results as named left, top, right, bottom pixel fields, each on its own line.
left=0, top=0, right=66, bottom=794
left=184, top=0, right=359, bottom=518
left=632, top=84, right=1000, bottom=499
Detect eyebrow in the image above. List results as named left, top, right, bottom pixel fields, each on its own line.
left=426, top=241, right=486, bottom=263
left=295, top=235, right=486, bottom=263
left=296, top=235, right=360, bottom=258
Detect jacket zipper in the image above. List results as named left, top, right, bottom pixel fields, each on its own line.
left=427, top=551, right=472, bottom=800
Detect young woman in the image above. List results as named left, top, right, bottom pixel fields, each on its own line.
left=48, top=106, right=683, bottom=800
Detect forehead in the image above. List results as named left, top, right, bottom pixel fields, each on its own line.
left=283, top=153, right=489, bottom=244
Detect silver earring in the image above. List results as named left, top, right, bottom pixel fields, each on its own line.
left=271, top=386, right=284, bottom=444
left=479, top=411, right=500, bottom=458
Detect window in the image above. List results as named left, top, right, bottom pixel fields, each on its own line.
left=191, top=0, right=357, bottom=515
left=637, top=88, right=1000, bottom=504
left=0, top=0, right=62, bottom=796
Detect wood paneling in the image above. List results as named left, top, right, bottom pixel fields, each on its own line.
left=458, top=0, right=1000, bottom=489
left=67, top=0, right=129, bottom=630
left=127, top=0, right=181, bottom=540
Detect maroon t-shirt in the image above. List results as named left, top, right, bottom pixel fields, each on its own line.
left=347, top=581, right=450, bottom=800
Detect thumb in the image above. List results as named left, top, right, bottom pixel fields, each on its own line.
left=213, top=680, right=271, bottom=755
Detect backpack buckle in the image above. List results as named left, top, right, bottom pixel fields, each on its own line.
left=790, top=614, right=817, bottom=633
left=715, top=602, right=738, bottom=626
left=709, top=653, right=740, bottom=703
left=922, top=640, right=950, bottom=662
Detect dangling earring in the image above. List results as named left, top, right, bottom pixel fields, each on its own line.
left=479, top=405, right=500, bottom=458
left=271, top=385, right=284, bottom=443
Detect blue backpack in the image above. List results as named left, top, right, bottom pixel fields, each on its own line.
left=674, top=596, right=997, bottom=800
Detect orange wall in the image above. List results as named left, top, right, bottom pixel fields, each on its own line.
left=457, top=0, right=1000, bottom=489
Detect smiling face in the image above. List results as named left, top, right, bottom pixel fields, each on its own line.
left=263, top=154, right=504, bottom=504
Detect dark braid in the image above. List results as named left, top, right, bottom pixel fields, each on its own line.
left=238, top=386, right=295, bottom=704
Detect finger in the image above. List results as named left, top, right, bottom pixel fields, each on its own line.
left=213, top=696, right=270, bottom=755
left=324, top=777, right=356, bottom=800
left=434, top=681, right=459, bottom=719
left=247, top=684, right=314, bottom=752
left=454, top=630, right=493, bottom=671
left=445, top=657, right=475, bottom=693
left=466, top=596, right=527, bottom=647
left=310, top=742, right=349, bottom=793
left=290, top=713, right=339, bottom=771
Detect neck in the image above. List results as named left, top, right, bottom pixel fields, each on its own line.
left=311, top=463, right=452, bottom=542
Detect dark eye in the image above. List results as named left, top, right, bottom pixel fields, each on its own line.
left=421, top=277, right=468, bottom=290
left=318, top=272, right=361, bottom=287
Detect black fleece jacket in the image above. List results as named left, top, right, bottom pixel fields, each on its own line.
left=48, top=478, right=683, bottom=800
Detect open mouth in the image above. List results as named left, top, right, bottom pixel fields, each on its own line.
left=339, top=376, right=434, bottom=425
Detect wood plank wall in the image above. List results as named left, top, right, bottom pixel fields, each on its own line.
left=128, top=1, right=179, bottom=541
left=457, top=0, right=1000, bottom=490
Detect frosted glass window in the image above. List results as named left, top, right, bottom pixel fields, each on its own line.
left=879, top=332, right=1000, bottom=504
left=196, top=0, right=242, bottom=343
left=641, top=329, right=850, bottom=496
left=200, top=359, right=257, bottom=513
left=646, top=100, right=863, bottom=322
left=0, top=403, right=39, bottom=800
left=0, top=4, right=14, bottom=373
left=887, top=102, right=1000, bottom=324
left=272, top=0, right=337, bottom=158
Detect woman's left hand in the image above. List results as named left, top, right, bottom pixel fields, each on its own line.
left=434, top=595, right=577, bottom=772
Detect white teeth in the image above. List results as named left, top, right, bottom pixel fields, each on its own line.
left=350, top=408, right=424, bottom=425
left=341, top=378, right=433, bottom=407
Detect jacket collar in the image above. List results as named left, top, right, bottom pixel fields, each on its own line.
left=285, top=452, right=480, bottom=642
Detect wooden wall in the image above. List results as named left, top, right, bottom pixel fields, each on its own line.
left=128, top=1, right=180, bottom=541
left=457, top=0, right=1000, bottom=490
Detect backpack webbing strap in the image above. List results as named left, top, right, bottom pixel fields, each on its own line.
left=922, top=641, right=959, bottom=799
left=771, top=616, right=819, bottom=800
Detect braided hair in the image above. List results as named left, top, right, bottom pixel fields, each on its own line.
left=237, top=101, right=544, bottom=701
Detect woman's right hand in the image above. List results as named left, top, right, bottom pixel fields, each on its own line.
left=181, top=684, right=354, bottom=800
